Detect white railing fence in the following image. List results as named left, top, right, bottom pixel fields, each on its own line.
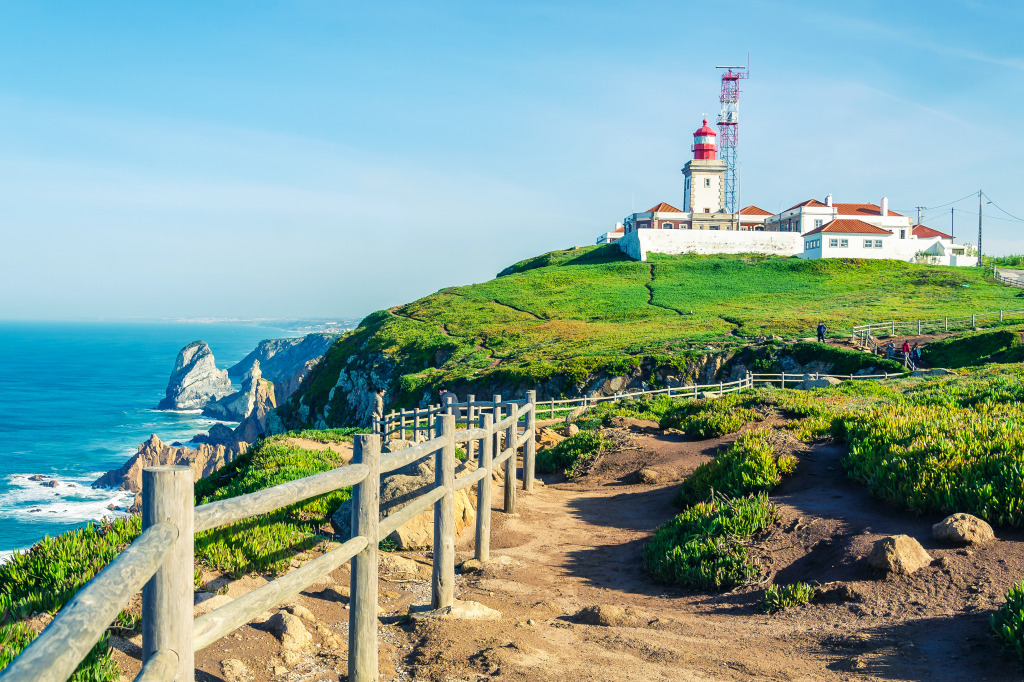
left=851, top=306, right=1024, bottom=346
left=1, top=394, right=538, bottom=682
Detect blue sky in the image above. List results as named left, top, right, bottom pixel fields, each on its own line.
left=1, top=0, right=1022, bottom=320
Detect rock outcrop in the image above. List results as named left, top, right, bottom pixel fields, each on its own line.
left=92, top=434, right=247, bottom=509
left=933, top=513, right=995, bottom=545
left=202, top=360, right=277, bottom=422
left=157, top=341, right=233, bottom=410
left=229, top=334, right=337, bottom=404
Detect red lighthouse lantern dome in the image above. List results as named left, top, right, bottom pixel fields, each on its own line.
left=692, top=118, right=717, bottom=160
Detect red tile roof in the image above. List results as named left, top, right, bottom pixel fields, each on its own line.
left=802, top=219, right=894, bottom=236
left=912, top=224, right=953, bottom=240
left=645, top=202, right=684, bottom=213
left=784, top=199, right=827, bottom=211
left=781, top=199, right=905, bottom=218
left=611, top=226, right=624, bottom=233
left=740, top=205, right=772, bottom=215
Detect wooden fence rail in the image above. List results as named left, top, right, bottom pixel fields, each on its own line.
left=850, top=306, right=1024, bottom=346
left=2, top=394, right=538, bottom=682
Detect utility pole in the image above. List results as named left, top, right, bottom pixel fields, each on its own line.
left=951, top=207, right=955, bottom=239
left=916, top=206, right=925, bottom=227
left=978, top=190, right=983, bottom=268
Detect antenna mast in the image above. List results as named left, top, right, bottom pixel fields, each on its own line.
left=715, top=58, right=749, bottom=214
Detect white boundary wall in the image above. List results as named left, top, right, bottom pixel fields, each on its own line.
left=618, top=229, right=803, bottom=261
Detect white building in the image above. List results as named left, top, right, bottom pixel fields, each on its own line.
left=800, top=218, right=978, bottom=266
left=765, top=195, right=913, bottom=236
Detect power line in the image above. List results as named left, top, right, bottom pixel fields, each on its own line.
left=983, top=193, right=1024, bottom=222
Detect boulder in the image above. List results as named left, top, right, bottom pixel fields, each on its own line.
left=93, top=434, right=247, bottom=504
left=536, top=428, right=565, bottom=450
left=331, top=456, right=477, bottom=550
left=867, top=535, right=933, bottom=575
left=795, top=375, right=843, bottom=390
left=565, top=424, right=580, bottom=437
left=266, top=612, right=312, bottom=651
left=636, top=468, right=662, bottom=485
left=576, top=604, right=637, bottom=627
left=282, top=603, right=317, bottom=623
left=932, top=513, right=995, bottom=546
left=157, top=341, right=233, bottom=410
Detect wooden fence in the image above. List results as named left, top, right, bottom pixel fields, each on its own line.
left=1, top=397, right=538, bottom=682
left=850, top=306, right=1024, bottom=346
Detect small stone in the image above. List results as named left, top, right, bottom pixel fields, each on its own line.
left=272, top=666, right=288, bottom=676
left=576, top=604, right=636, bottom=627
left=219, top=659, right=247, bottom=681
left=565, top=424, right=580, bottom=437
left=280, top=650, right=301, bottom=667
left=933, top=513, right=995, bottom=546
left=867, top=535, right=932, bottom=575
left=408, top=599, right=502, bottom=621
left=460, top=559, right=484, bottom=574
left=526, top=619, right=536, bottom=626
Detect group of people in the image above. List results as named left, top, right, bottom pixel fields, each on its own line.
left=885, top=340, right=922, bottom=365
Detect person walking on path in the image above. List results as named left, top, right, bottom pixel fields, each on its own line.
left=902, top=340, right=911, bottom=356
left=816, top=322, right=827, bottom=343
left=372, top=388, right=386, bottom=432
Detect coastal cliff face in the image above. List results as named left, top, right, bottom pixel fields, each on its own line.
left=202, top=360, right=277, bottom=422
left=92, top=434, right=247, bottom=510
left=157, top=340, right=233, bottom=410
left=229, top=333, right=337, bottom=404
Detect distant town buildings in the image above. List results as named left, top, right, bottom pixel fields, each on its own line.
left=607, top=117, right=978, bottom=267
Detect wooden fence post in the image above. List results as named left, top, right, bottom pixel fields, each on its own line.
left=142, top=466, right=194, bottom=682
left=432, top=414, right=456, bottom=610
left=399, top=411, right=407, bottom=441
left=945, top=317, right=949, bottom=331
left=523, top=390, right=537, bottom=492
left=349, top=434, right=381, bottom=682
left=475, top=412, right=493, bottom=562
left=891, top=320, right=896, bottom=336
left=466, top=394, right=476, bottom=461
left=781, top=371, right=786, bottom=388
left=1001, top=310, right=1004, bottom=322
left=503, top=403, right=517, bottom=514
left=972, top=313, right=976, bottom=327
left=918, top=320, right=922, bottom=335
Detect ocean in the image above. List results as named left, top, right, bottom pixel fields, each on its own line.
left=0, top=321, right=305, bottom=559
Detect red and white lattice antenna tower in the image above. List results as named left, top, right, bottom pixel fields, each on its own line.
left=716, top=57, right=749, bottom=214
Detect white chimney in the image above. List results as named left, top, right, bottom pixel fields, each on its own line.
left=826, top=193, right=833, bottom=207
left=881, top=197, right=889, bottom=217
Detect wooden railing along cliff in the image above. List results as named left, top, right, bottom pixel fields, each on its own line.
left=1, top=394, right=538, bottom=682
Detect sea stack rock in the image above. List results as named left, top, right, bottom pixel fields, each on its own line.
left=202, top=360, right=276, bottom=422
left=157, top=341, right=233, bottom=410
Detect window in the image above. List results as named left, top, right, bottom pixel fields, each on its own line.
left=710, top=225, right=720, bottom=230
left=840, top=239, right=849, bottom=247
left=704, top=178, right=711, bottom=187
left=953, top=248, right=965, bottom=255
left=814, top=219, right=824, bottom=229
left=829, top=238, right=839, bottom=247
left=875, top=240, right=883, bottom=248
left=704, top=208, right=710, bottom=213
left=806, top=239, right=821, bottom=249
left=900, top=229, right=906, bottom=239
left=662, top=222, right=673, bottom=229
left=864, top=239, right=873, bottom=248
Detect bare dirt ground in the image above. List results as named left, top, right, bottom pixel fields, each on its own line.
left=110, top=423, right=1024, bottom=681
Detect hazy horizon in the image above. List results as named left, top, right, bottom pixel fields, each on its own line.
left=2, top=0, right=1023, bottom=320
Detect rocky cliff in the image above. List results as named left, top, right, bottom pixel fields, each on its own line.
left=157, top=341, right=233, bottom=410
left=202, top=360, right=277, bottom=422
left=92, top=434, right=247, bottom=510
left=229, top=334, right=337, bottom=404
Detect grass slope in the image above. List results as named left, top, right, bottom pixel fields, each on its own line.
left=282, top=247, right=1020, bottom=421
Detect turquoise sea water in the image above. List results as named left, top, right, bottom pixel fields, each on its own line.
left=0, top=321, right=302, bottom=557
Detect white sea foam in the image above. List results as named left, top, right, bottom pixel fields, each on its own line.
left=1, top=473, right=135, bottom=526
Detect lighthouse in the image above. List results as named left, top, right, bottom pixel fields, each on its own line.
left=691, top=119, right=717, bottom=160
left=682, top=118, right=727, bottom=216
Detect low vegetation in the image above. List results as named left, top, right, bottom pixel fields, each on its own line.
left=642, top=493, right=777, bottom=590
left=535, top=431, right=605, bottom=478
left=921, top=327, right=1022, bottom=368
left=992, top=580, right=1024, bottom=662
left=676, top=429, right=796, bottom=507
left=761, top=582, right=816, bottom=613
left=659, top=394, right=763, bottom=438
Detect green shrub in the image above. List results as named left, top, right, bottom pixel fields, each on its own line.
left=761, top=582, right=816, bottom=613
left=642, top=494, right=777, bottom=590
left=535, top=431, right=604, bottom=478
left=677, top=430, right=795, bottom=507
left=659, top=394, right=761, bottom=437
left=922, top=329, right=1021, bottom=368
left=993, top=580, right=1024, bottom=662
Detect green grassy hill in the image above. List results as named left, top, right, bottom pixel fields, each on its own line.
left=279, top=247, right=1023, bottom=428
